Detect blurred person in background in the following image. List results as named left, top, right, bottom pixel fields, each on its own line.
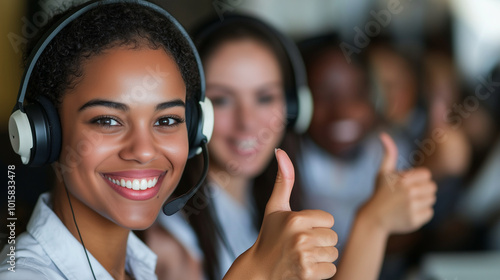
left=298, top=34, right=386, bottom=250
left=298, top=34, right=426, bottom=252
left=292, top=33, right=437, bottom=279
left=421, top=48, right=471, bottom=181
left=455, top=65, right=500, bottom=252
left=412, top=41, right=473, bottom=254
left=367, top=33, right=479, bottom=277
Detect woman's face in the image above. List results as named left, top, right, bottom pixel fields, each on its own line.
left=57, top=46, right=189, bottom=230
left=204, top=39, right=286, bottom=178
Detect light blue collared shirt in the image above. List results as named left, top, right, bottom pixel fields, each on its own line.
left=0, top=193, right=157, bottom=279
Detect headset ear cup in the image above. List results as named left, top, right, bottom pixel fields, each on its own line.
left=185, top=96, right=213, bottom=159
left=186, top=97, right=200, bottom=158
left=25, top=96, right=61, bottom=166
left=200, top=97, right=214, bottom=144
left=36, top=96, right=61, bottom=164
left=9, top=110, right=34, bottom=164
left=294, top=86, right=314, bottom=134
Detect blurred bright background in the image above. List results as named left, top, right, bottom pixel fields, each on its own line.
left=1, top=0, right=500, bottom=279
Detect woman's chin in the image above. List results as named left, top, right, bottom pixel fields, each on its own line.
left=240, top=165, right=267, bottom=178
left=109, top=209, right=160, bottom=231
left=122, top=219, right=157, bottom=231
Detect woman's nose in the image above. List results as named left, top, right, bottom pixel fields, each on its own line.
left=118, top=124, right=158, bottom=164
left=235, top=103, right=257, bottom=131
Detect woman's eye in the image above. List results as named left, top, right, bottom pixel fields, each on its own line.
left=91, top=116, right=121, bottom=127
left=211, top=96, right=231, bottom=107
left=155, top=117, right=184, bottom=127
left=257, top=95, right=275, bottom=104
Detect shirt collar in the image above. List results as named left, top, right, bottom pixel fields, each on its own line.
left=27, top=193, right=157, bottom=280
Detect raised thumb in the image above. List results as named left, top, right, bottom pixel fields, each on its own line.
left=265, top=149, right=295, bottom=215
left=379, top=132, right=398, bottom=173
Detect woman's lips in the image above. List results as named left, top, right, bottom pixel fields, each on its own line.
left=103, top=175, right=158, bottom=190
left=228, top=137, right=260, bottom=156
left=101, top=170, right=166, bottom=201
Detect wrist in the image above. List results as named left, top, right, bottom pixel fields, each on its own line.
left=223, top=246, right=264, bottom=280
left=357, top=205, right=390, bottom=237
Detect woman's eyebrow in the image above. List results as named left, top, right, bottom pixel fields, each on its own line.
left=256, top=81, right=282, bottom=91
left=206, top=84, right=235, bottom=95
left=155, top=99, right=185, bottom=111
left=78, top=99, right=128, bottom=112
left=78, top=98, right=185, bottom=112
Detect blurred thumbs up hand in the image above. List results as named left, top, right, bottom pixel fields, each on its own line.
left=224, top=149, right=338, bottom=280
left=360, top=133, right=437, bottom=235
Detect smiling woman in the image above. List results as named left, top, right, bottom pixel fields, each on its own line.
left=0, top=1, right=200, bottom=279
left=0, top=1, right=339, bottom=280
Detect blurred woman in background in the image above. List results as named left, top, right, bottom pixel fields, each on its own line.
left=145, top=14, right=338, bottom=280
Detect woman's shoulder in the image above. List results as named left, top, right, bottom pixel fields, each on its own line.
left=0, top=232, right=65, bottom=279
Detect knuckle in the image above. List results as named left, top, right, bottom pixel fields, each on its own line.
left=330, top=230, right=338, bottom=246
left=429, top=181, right=438, bottom=192
left=415, top=167, right=431, bottom=177
left=430, top=196, right=437, bottom=205
left=323, top=263, right=337, bottom=279
left=322, top=246, right=338, bottom=262
left=401, top=176, right=414, bottom=186
left=333, top=246, right=339, bottom=261
left=292, top=251, right=314, bottom=279
left=426, top=209, right=435, bottom=221
left=327, top=212, right=335, bottom=227
left=409, top=215, right=420, bottom=228
left=421, top=168, right=432, bottom=178
left=322, top=229, right=338, bottom=246
left=330, top=263, right=338, bottom=277
left=299, top=266, right=314, bottom=280
left=404, top=187, right=415, bottom=199
left=317, top=210, right=335, bottom=228
left=286, top=212, right=305, bottom=228
left=292, top=232, right=310, bottom=247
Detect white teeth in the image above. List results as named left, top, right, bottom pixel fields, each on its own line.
left=140, top=179, right=148, bottom=190
left=105, top=175, right=161, bottom=190
left=237, top=138, right=258, bottom=151
left=328, top=119, right=362, bottom=143
left=132, top=179, right=140, bottom=190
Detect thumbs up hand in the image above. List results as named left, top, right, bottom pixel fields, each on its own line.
left=225, top=149, right=338, bottom=280
left=360, top=133, right=437, bottom=234
left=264, top=148, right=295, bottom=214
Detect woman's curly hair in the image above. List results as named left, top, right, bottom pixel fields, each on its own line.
left=23, top=1, right=200, bottom=107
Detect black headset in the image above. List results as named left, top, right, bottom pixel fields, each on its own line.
left=193, top=14, right=313, bottom=134
left=8, top=0, right=214, bottom=216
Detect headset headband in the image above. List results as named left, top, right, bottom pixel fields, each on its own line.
left=16, top=0, right=206, bottom=112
